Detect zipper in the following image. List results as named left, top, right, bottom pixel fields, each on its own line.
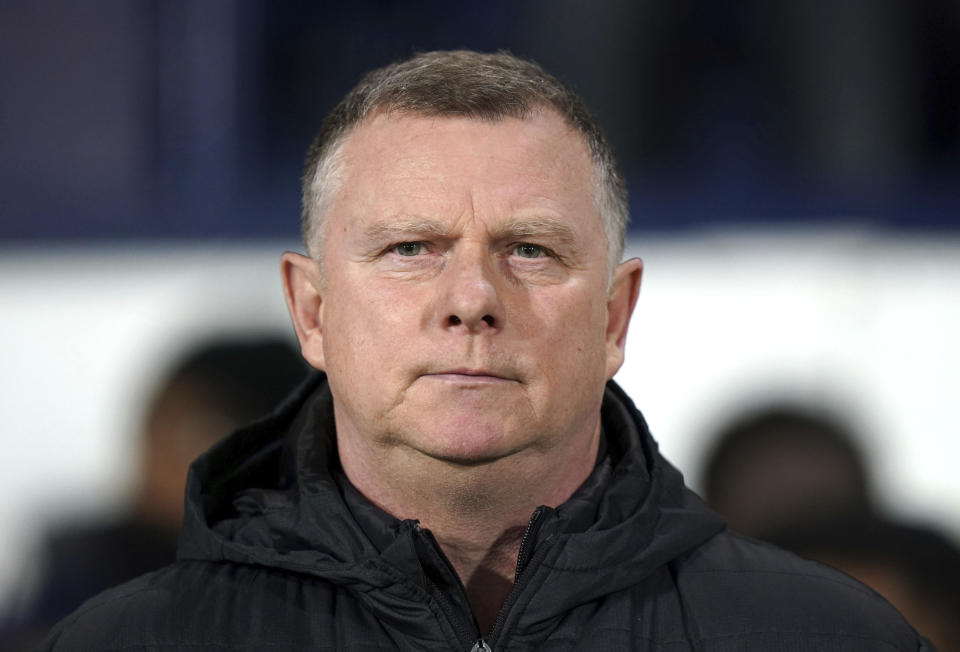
left=413, top=524, right=483, bottom=649
left=470, top=639, right=492, bottom=652
left=513, top=506, right=546, bottom=579
left=485, top=506, right=552, bottom=647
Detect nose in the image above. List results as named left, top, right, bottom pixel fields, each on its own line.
left=438, top=248, right=504, bottom=333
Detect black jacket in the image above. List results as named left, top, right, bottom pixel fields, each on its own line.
left=40, top=375, right=931, bottom=651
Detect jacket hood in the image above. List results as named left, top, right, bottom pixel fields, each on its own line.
left=178, top=373, right=725, bottom=626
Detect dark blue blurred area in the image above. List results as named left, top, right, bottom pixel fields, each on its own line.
left=1, top=0, right=958, bottom=242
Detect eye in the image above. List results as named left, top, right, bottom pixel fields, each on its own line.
left=514, top=243, right=544, bottom=259
left=393, top=242, right=422, bottom=257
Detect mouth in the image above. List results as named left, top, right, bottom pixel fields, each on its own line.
left=422, top=369, right=518, bottom=384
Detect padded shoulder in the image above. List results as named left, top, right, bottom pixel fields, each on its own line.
left=36, top=560, right=389, bottom=652
left=38, top=565, right=185, bottom=651
left=672, top=530, right=931, bottom=651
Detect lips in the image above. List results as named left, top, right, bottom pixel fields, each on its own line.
left=422, top=368, right=517, bottom=383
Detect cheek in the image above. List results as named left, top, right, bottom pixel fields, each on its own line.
left=521, top=287, right=609, bottom=372
left=323, top=277, right=419, bottom=370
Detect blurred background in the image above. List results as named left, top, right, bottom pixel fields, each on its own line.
left=1, top=0, right=959, bottom=646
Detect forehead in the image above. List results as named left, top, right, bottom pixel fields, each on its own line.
left=326, top=110, right=600, bottom=230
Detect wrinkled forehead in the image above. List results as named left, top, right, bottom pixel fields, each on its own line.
left=344, top=111, right=594, bottom=199
left=331, top=111, right=598, bottom=225
left=351, top=106, right=590, bottom=159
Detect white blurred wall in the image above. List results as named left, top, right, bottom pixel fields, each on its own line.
left=1, top=231, right=958, bottom=610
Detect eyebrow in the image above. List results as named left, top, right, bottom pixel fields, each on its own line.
left=495, top=218, right=578, bottom=248
left=362, top=218, right=449, bottom=242
left=361, top=216, right=579, bottom=247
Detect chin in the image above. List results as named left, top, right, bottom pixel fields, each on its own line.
left=400, top=416, right=526, bottom=467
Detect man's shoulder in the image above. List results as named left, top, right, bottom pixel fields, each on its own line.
left=38, top=564, right=177, bottom=651
left=37, top=559, right=348, bottom=651
left=39, top=560, right=226, bottom=651
left=671, top=529, right=929, bottom=650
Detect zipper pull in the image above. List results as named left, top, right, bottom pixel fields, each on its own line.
left=470, top=638, right=492, bottom=652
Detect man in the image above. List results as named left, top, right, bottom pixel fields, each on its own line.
left=42, top=50, right=930, bottom=651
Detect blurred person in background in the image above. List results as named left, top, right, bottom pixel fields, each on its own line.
left=1, top=337, right=307, bottom=649
left=701, top=405, right=874, bottom=539
left=702, top=405, right=960, bottom=650
left=36, top=50, right=932, bottom=651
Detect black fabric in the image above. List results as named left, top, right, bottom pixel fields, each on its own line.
left=0, top=517, right=178, bottom=650
left=40, top=374, right=933, bottom=651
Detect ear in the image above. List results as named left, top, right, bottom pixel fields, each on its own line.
left=604, top=257, right=643, bottom=380
left=281, top=252, right=327, bottom=371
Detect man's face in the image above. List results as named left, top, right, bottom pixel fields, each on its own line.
left=298, top=110, right=636, bottom=465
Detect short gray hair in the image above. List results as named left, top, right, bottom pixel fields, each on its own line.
left=301, top=50, right=628, bottom=274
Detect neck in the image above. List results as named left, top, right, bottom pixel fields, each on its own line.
left=338, top=422, right=601, bottom=632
